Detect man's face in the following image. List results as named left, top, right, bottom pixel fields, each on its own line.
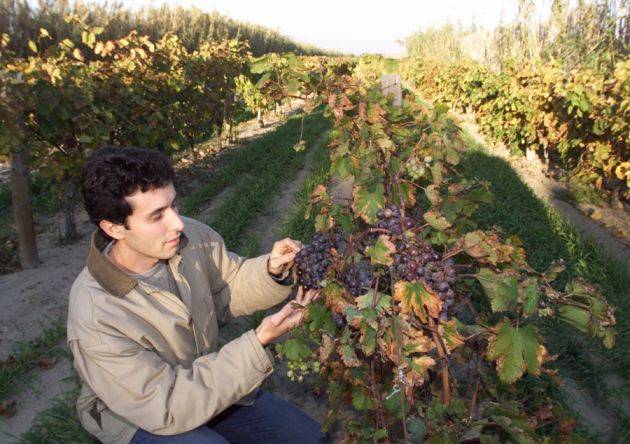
left=118, top=183, right=185, bottom=262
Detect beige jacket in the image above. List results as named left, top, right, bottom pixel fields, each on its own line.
left=67, top=216, right=293, bottom=443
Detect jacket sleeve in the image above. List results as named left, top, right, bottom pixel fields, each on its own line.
left=202, top=226, right=293, bottom=320
left=69, top=328, right=273, bottom=435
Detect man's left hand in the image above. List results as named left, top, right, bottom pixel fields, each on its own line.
left=268, top=238, right=302, bottom=276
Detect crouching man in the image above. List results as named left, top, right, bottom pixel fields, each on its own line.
left=67, top=146, right=328, bottom=443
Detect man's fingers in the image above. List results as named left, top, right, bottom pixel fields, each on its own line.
left=269, top=252, right=296, bottom=266
left=272, top=238, right=303, bottom=255
left=295, top=286, right=305, bottom=305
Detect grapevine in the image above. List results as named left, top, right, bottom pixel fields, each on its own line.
left=258, top=54, right=617, bottom=442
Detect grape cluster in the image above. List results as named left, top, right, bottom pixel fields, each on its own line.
left=392, top=240, right=457, bottom=320
left=295, top=233, right=342, bottom=290
left=339, top=264, right=374, bottom=297
left=406, top=155, right=432, bottom=180
left=374, top=205, right=414, bottom=236
left=286, top=359, right=320, bottom=382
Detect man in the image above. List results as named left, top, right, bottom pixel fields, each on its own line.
left=67, top=146, right=327, bottom=443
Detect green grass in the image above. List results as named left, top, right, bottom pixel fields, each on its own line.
left=206, top=113, right=329, bottom=252
left=459, top=130, right=630, bottom=437
left=281, top=139, right=331, bottom=242
left=181, top=112, right=327, bottom=217
left=0, top=321, right=66, bottom=404
left=14, top=377, right=93, bottom=444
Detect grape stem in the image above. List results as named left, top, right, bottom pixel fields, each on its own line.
left=442, top=248, right=463, bottom=260
left=410, top=223, right=430, bottom=233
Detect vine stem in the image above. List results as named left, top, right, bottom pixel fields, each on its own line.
left=369, top=277, right=393, bottom=443
left=442, top=247, right=463, bottom=260
left=369, top=357, right=391, bottom=443
left=469, top=347, right=482, bottom=418
left=428, top=317, right=450, bottom=405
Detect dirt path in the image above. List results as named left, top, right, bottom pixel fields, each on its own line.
left=0, top=107, right=302, bottom=441
left=457, top=114, right=630, bottom=270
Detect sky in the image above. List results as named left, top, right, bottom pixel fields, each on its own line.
left=123, top=0, right=557, bottom=56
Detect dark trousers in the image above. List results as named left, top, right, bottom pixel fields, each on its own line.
left=131, top=390, right=330, bottom=443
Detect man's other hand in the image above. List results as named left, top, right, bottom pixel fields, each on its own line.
left=268, top=238, right=303, bottom=276
left=255, top=287, right=320, bottom=346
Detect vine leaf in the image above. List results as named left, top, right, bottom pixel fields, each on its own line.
left=393, top=281, right=442, bottom=323
left=462, top=231, right=518, bottom=264
left=402, top=326, right=434, bottom=355
left=476, top=268, right=519, bottom=312
left=323, top=282, right=351, bottom=315
left=355, top=292, right=390, bottom=312
left=521, top=280, right=540, bottom=317
left=423, top=210, right=451, bottom=231
left=425, top=184, right=441, bottom=206
left=486, top=320, right=544, bottom=383
left=365, top=235, right=396, bottom=266
left=438, top=319, right=465, bottom=353
left=341, top=344, right=361, bottom=367
left=352, top=182, right=385, bottom=224
left=280, top=338, right=311, bottom=362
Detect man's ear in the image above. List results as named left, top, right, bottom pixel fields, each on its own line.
left=99, top=219, right=126, bottom=240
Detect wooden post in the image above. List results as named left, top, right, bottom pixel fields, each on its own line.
left=10, top=113, right=40, bottom=267
left=380, top=74, right=402, bottom=108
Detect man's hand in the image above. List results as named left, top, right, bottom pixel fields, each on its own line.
left=268, top=238, right=303, bottom=277
left=255, top=287, right=320, bottom=346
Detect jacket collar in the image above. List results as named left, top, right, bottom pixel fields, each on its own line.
left=87, top=230, right=189, bottom=298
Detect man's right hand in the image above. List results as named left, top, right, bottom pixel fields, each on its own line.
left=255, top=287, right=320, bottom=346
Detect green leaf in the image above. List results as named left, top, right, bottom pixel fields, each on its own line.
left=250, top=56, right=271, bottom=74
left=423, top=210, right=451, bottom=231
left=306, top=303, right=337, bottom=335
left=476, top=268, right=519, bottom=312
left=352, top=387, right=374, bottom=411
left=407, top=417, right=427, bottom=442
left=254, top=72, right=271, bottom=88
left=557, top=305, right=589, bottom=333
left=468, top=187, right=493, bottom=204
left=365, top=235, right=396, bottom=266
left=281, top=338, right=311, bottom=361
left=352, top=182, right=385, bottom=224
left=360, top=324, right=377, bottom=355
left=355, top=292, right=391, bottom=312
left=331, top=156, right=352, bottom=178
left=522, top=282, right=540, bottom=317
left=77, top=134, right=93, bottom=144
left=486, top=320, right=542, bottom=383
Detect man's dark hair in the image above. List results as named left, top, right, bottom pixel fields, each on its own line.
left=81, top=146, right=175, bottom=240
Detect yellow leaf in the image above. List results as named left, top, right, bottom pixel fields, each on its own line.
left=72, top=48, right=84, bottom=62
left=393, top=281, right=442, bottom=322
